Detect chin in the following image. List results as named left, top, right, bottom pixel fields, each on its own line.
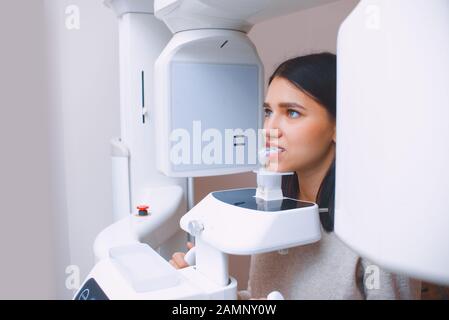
left=267, top=161, right=292, bottom=173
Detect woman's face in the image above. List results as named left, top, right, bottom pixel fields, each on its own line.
left=263, top=76, right=336, bottom=172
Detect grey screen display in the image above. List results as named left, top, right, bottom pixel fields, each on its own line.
left=170, top=62, right=260, bottom=172
left=212, top=188, right=314, bottom=212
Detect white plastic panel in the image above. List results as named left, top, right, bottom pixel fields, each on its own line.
left=155, top=0, right=341, bottom=33
left=94, top=185, right=185, bottom=261
left=109, top=244, right=180, bottom=293
left=111, top=156, right=131, bottom=220
left=155, top=29, right=264, bottom=177
left=180, top=190, right=321, bottom=255
left=335, top=0, right=449, bottom=285
left=115, top=12, right=186, bottom=212
left=105, top=0, right=154, bottom=16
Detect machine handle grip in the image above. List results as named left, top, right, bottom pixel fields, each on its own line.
left=267, top=291, right=284, bottom=300
left=184, top=247, right=196, bottom=266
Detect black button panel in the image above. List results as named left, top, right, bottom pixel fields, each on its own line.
left=212, top=188, right=314, bottom=212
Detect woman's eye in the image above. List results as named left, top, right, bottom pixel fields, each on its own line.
left=264, top=108, right=272, bottom=118
left=288, top=109, right=301, bottom=119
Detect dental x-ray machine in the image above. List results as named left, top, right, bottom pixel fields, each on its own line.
left=75, top=0, right=449, bottom=300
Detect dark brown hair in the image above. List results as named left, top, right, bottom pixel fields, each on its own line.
left=270, top=53, right=336, bottom=232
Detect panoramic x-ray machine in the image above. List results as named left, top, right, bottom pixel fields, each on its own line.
left=75, top=0, right=449, bottom=300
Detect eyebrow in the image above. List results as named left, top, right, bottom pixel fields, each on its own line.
left=263, top=102, right=306, bottom=111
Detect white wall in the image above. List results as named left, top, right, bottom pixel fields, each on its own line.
left=0, top=0, right=120, bottom=299
left=0, top=0, right=56, bottom=299
left=250, top=0, right=360, bottom=82
left=0, top=0, right=358, bottom=299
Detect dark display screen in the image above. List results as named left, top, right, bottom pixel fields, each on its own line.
left=75, top=278, right=109, bottom=300
left=212, top=188, right=314, bottom=212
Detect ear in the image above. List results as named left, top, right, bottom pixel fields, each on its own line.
left=332, top=126, right=336, bottom=144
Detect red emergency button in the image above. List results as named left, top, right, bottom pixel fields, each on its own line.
left=137, top=205, right=150, bottom=216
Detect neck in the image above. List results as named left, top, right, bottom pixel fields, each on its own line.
left=297, top=144, right=335, bottom=202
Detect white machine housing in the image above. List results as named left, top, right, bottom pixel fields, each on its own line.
left=179, top=188, right=321, bottom=287
left=181, top=189, right=321, bottom=255
left=75, top=184, right=320, bottom=300
left=105, top=0, right=188, bottom=261
left=335, top=0, right=449, bottom=285
left=93, top=185, right=186, bottom=261
left=76, top=243, right=238, bottom=300
left=154, top=0, right=341, bottom=34
left=154, top=29, right=264, bottom=177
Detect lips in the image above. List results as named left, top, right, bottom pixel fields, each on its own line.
left=264, top=146, right=286, bottom=157
left=258, top=145, right=286, bottom=166
left=265, top=142, right=286, bottom=152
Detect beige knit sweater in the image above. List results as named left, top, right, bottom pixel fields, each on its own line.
left=243, top=227, right=422, bottom=300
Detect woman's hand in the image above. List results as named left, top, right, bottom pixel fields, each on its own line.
left=169, top=242, right=195, bottom=269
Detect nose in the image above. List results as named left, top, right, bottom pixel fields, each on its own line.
left=264, top=113, right=282, bottom=140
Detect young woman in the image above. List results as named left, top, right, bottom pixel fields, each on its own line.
left=171, top=53, right=422, bottom=300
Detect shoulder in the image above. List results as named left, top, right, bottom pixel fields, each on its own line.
left=357, top=258, right=422, bottom=300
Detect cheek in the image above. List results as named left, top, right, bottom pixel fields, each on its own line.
left=284, top=120, right=333, bottom=165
